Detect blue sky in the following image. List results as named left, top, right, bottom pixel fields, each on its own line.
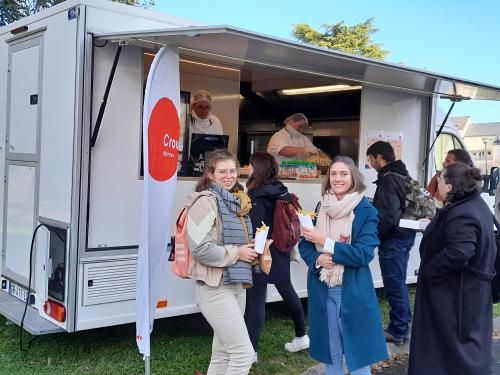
left=154, top=0, right=500, bottom=123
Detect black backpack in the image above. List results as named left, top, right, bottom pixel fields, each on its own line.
left=491, top=217, right=500, bottom=303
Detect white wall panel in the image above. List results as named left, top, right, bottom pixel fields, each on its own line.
left=359, top=86, right=427, bottom=198
left=8, top=45, right=40, bottom=155
left=87, top=45, right=143, bottom=248
left=3, top=164, right=36, bottom=284
left=37, top=11, right=78, bottom=223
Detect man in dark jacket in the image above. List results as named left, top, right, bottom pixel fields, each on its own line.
left=366, top=141, right=416, bottom=345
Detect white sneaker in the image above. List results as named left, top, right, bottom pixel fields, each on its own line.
left=251, top=352, right=258, bottom=364
left=284, top=335, right=310, bottom=352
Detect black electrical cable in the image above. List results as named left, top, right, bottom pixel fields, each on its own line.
left=19, top=223, right=44, bottom=351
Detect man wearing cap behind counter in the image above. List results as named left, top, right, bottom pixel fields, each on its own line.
left=267, top=113, right=319, bottom=164
left=190, top=89, right=223, bottom=135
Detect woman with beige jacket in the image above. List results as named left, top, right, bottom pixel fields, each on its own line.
left=186, top=149, right=257, bottom=375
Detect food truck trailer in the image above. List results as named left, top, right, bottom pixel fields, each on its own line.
left=1, top=0, right=499, bottom=335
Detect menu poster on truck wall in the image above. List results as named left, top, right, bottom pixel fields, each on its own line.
left=385, top=131, right=404, bottom=160
left=364, top=131, right=403, bottom=169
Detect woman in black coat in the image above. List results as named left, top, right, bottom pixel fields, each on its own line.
left=244, top=152, right=308, bottom=362
left=408, top=163, right=496, bottom=375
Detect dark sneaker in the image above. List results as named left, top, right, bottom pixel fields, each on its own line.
left=384, top=329, right=404, bottom=345
left=403, top=324, right=412, bottom=343
left=404, top=331, right=411, bottom=343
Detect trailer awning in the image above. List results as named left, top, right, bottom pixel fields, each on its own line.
left=95, top=25, right=500, bottom=101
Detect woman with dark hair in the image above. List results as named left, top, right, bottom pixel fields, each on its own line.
left=299, top=156, right=387, bottom=375
left=186, top=149, right=257, bottom=374
left=244, top=151, right=309, bottom=362
left=426, top=148, right=473, bottom=199
left=409, top=163, right=496, bottom=375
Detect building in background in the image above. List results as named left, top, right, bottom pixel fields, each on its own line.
left=452, top=117, right=500, bottom=174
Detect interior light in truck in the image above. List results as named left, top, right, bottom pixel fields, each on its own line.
left=280, top=84, right=362, bottom=95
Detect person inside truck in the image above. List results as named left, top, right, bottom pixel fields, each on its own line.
left=426, top=149, right=473, bottom=200
left=267, top=113, right=320, bottom=164
left=190, top=89, right=223, bottom=135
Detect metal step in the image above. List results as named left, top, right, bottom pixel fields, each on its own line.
left=0, top=290, right=64, bottom=335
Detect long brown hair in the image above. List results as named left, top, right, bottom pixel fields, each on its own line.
left=195, top=149, right=241, bottom=192
left=246, top=151, right=279, bottom=191
left=322, top=156, right=366, bottom=196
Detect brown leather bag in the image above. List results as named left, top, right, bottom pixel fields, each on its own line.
left=259, top=239, right=273, bottom=274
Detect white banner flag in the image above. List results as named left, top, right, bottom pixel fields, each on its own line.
left=136, top=46, right=180, bottom=357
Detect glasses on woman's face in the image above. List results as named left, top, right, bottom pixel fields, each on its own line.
left=214, top=168, right=237, bottom=177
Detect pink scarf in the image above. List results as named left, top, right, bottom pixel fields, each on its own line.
left=315, top=192, right=363, bottom=287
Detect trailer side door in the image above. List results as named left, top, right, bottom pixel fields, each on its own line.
left=2, top=35, right=43, bottom=287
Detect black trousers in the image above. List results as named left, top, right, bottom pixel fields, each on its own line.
left=244, top=280, right=306, bottom=351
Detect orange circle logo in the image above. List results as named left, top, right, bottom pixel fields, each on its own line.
left=148, top=97, right=180, bottom=182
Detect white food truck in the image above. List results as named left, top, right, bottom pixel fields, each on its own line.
left=1, top=0, right=499, bottom=335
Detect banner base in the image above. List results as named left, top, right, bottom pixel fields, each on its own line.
left=145, top=355, right=150, bottom=375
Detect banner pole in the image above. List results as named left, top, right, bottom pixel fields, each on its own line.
left=145, top=356, right=151, bottom=375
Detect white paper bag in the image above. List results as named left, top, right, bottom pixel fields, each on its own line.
left=298, top=214, right=315, bottom=230
left=254, top=228, right=269, bottom=254
left=399, top=218, right=430, bottom=231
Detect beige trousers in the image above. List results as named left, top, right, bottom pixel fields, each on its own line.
left=197, top=281, right=254, bottom=375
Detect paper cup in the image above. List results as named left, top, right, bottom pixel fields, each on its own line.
left=254, top=228, right=269, bottom=254
left=298, top=214, right=314, bottom=230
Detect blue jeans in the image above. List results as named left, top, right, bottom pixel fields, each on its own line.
left=378, top=236, right=415, bottom=338
left=324, top=287, right=371, bottom=375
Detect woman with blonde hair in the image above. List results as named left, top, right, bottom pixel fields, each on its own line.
left=299, top=156, right=387, bottom=375
left=186, top=149, right=257, bottom=374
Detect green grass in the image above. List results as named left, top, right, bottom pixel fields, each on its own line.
left=377, top=285, right=416, bottom=327
left=0, top=285, right=438, bottom=375
left=0, top=302, right=315, bottom=375
left=494, top=303, right=500, bottom=317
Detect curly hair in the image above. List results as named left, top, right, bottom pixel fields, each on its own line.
left=442, top=163, right=482, bottom=205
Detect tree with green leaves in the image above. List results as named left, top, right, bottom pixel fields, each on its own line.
left=0, top=0, right=155, bottom=27
left=292, top=18, right=389, bottom=59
